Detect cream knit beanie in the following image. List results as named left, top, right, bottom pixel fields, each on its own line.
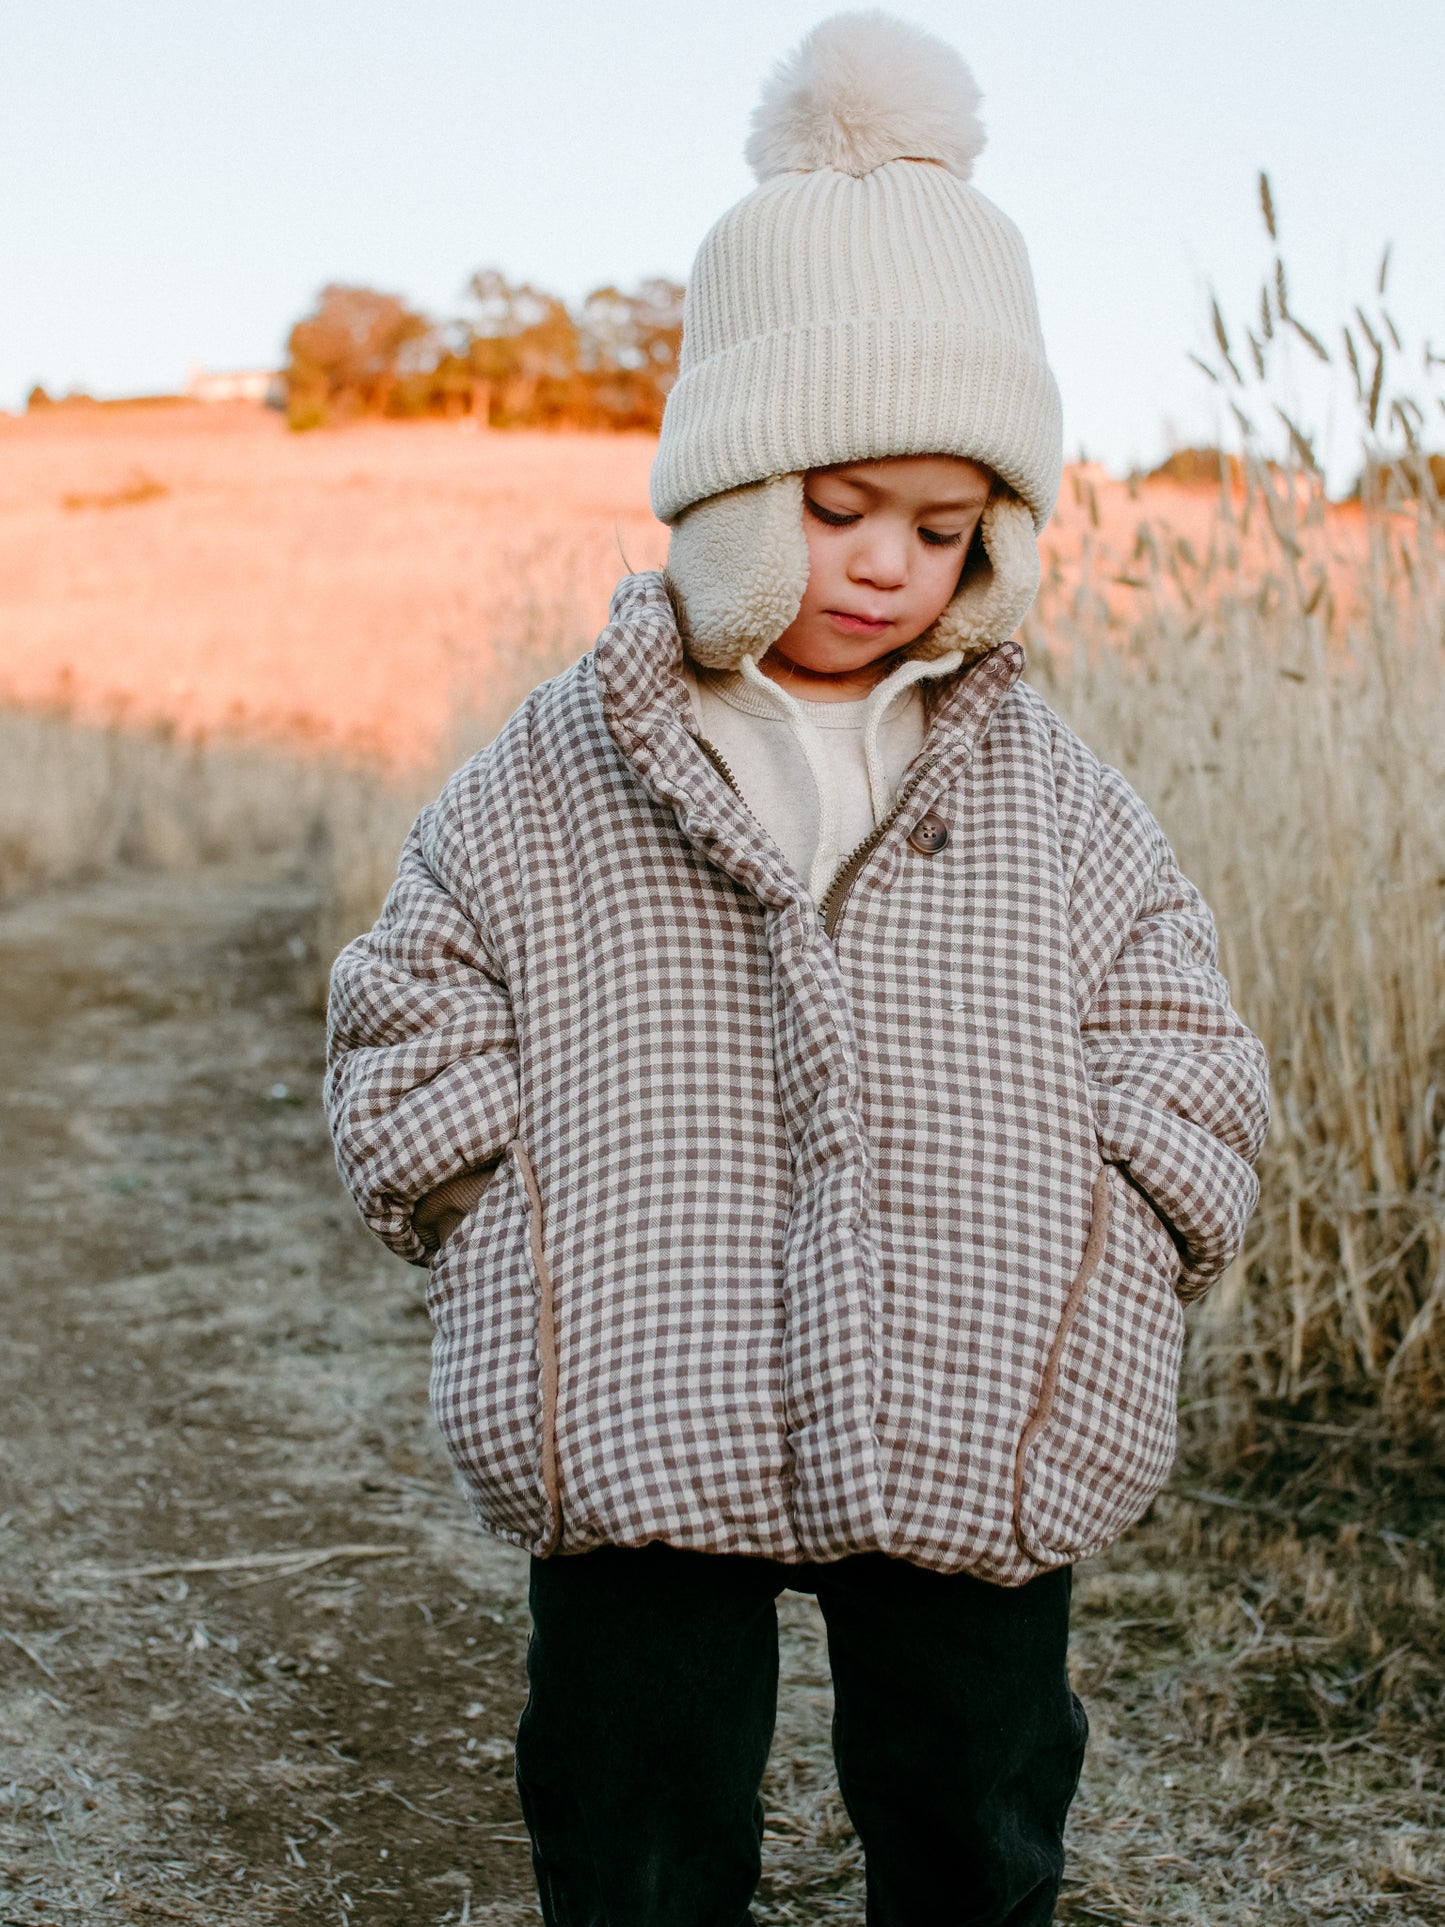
left=656, top=10, right=1062, bottom=669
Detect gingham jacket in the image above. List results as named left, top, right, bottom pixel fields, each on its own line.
left=326, top=572, right=1269, bottom=1582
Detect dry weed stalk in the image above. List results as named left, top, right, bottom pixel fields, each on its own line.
left=0, top=704, right=341, bottom=897
left=311, top=550, right=594, bottom=976
left=0, top=552, right=594, bottom=1015
left=1028, top=178, right=1445, bottom=1445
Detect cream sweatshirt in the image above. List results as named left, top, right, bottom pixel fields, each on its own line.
left=684, top=651, right=963, bottom=902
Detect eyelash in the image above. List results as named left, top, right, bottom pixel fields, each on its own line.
left=804, top=497, right=967, bottom=548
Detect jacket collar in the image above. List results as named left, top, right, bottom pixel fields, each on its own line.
left=592, top=572, right=1025, bottom=895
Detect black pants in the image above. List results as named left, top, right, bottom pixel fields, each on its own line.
left=514, top=1543, right=1087, bottom=1927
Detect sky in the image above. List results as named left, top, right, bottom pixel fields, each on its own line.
left=4, top=1, right=1443, bottom=478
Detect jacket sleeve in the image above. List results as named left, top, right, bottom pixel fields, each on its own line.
left=324, top=761, right=520, bottom=1267
left=1070, top=766, right=1270, bottom=1304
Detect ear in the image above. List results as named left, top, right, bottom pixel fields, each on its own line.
left=664, top=474, right=809, bottom=669
left=916, top=488, right=1041, bottom=662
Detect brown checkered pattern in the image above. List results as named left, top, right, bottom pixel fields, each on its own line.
left=325, top=572, right=1269, bottom=1582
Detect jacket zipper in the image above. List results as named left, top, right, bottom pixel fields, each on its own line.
left=693, top=734, right=745, bottom=800
left=697, top=733, right=941, bottom=942
left=818, top=756, right=941, bottom=940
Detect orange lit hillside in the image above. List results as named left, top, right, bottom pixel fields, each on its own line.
left=0, top=404, right=669, bottom=773
left=0, top=404, right=1371, bottom=773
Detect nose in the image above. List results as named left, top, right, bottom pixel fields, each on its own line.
left=849, top=520, right=909, bottom=589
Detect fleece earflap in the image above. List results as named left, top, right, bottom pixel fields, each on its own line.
left=665, top=475, right=1041, bottom=672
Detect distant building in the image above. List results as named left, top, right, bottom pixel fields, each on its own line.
left=186, top=365, right=284, bottom=406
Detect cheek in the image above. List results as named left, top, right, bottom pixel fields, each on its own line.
left=916, top=544, right=967, bottom=619
left=798, top=522, right=842, bottom=607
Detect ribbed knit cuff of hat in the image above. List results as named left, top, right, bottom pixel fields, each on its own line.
left=653, top=291, right=1062, bottom=532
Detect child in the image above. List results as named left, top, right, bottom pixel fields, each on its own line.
left=325, top=14, right=1270, bottom=1923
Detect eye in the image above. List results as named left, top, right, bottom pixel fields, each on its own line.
left=918, top=526, right=967, bottom=548
left=804, top=497, right=860, bottom=528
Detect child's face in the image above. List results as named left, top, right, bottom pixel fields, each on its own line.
left=762, top=455, right=993, bottom=693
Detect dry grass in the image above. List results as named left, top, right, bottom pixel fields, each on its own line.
left=1025, top=449, right=1445, bottom=1447
left=0, top=404, right=659, bottom=984
left=61, top=467, right=170, bottom=511
left=0, top=706, right=336, bottom=899
left=2, top=357, right=1442, bottom=1451
left=754, top=1487, right=1445, bottom=1926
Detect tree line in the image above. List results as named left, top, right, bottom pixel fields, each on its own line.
left=283, top=272, right=684, bottom=433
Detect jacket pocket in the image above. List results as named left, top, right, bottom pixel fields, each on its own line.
left=1013, top=1164, right=1185, bottom=1566
left=426, top=1140, right=561, bottom=1553
left=415, top=1161, right=502, bottom=1255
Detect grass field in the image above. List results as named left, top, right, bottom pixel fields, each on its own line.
left=0, top=403, right=667, bottom=770
left=3, top=400, right=1438, bottom=1428
left=1, top=400, right=1442, bottom=1921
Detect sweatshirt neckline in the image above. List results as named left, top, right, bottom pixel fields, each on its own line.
left=695, top=649, right=963, bottom=730
left=701, top=672, right=870, bottom=727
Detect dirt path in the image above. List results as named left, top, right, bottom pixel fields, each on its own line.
left=0, top=865, right=854, bottom=1927
left=1, top=865, right=1440, bottom=1925
left=0, top=866, right=545, bottom=1922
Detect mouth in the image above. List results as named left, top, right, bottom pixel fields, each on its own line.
left=826, top=610, right=893, bottom=636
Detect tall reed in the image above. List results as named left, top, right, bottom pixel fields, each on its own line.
left=1028, top=179, right=1445, bottom=1443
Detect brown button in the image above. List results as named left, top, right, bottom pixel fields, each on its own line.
left=908, top=814, right=950, bottom=855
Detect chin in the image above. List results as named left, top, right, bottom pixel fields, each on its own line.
left=797, top=649, right=863, bottom=674
left=782, top=634, right=893, bottom=677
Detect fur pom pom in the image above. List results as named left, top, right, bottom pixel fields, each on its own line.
left=744, top=10, right=985, bottom=183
